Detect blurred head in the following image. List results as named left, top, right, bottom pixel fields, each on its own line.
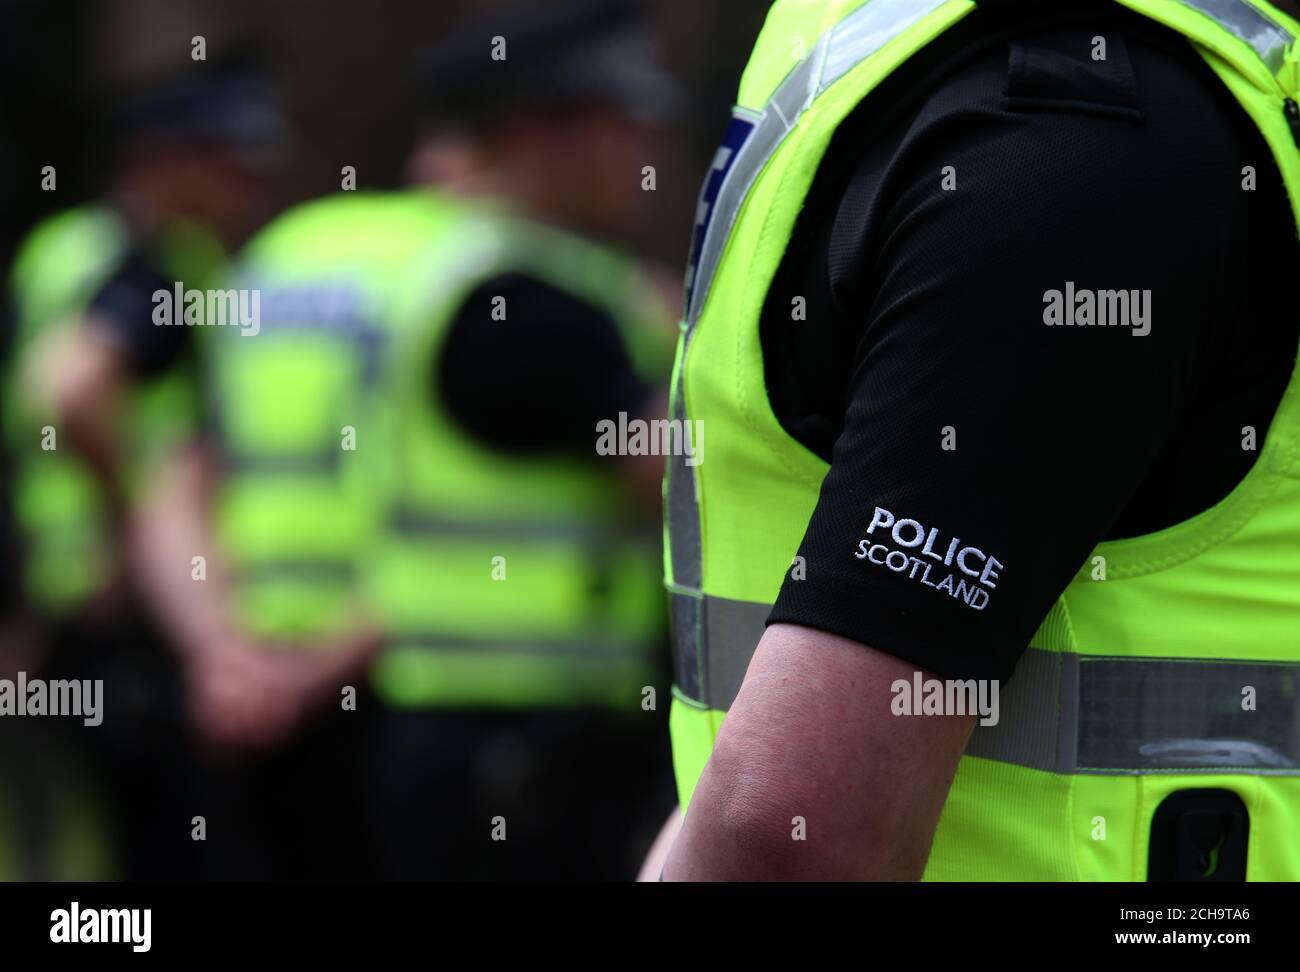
left=413, top=0, right=681, bottom=240
left=113, top=141, right=267, bottom=248
left=411, top=104, right=661, bottom=240
left=110, top=51, right=286, bottom=247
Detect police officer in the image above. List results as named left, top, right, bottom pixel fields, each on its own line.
left=368, top=2, right=686, bottom=879
left=658, top=0, right=1300, bottom=880
left=7, top=49, right=284, bottom=879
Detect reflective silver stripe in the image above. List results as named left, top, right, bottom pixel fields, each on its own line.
left=668, top=588, right=769, bottom=709
left=672, top=592, right=1300, bottom=775
left=668, top=0, right=953, bottom=662
left=685, top=0, right=951, bottom=327
left=669, top=585, right=704, bottom=700
left=391, top=633, right=652, bottom=660
left=390, top=510, right=649, bottom=546
left=221, top=451, right=340, bottom=475
left=823, top=0, right=953, bottom=87
left=974, top=653, right=1300, bottom=774
left=962, top=647, right=1077, bottom=773
left=666, top=390, right=703, bottom=592
left=234, top=560, right=354, bottom=584
left=1174, top=0, right=1293, bottom=74
left=1076, top=655, right=1300, bottom=773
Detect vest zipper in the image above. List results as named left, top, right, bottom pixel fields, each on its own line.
left=1286, top=98, right=1300, bottom=149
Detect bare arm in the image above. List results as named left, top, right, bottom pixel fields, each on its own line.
left=42, top=319, right=131, bottom=509
left=127, top=442, right=234, bottom=661
left=663, top=623, right=974, bottom=881
left=130, top=443, right=379, bottom=751
left=636, top=805, right=682, bottom=881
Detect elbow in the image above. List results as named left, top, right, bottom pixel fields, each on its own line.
left=690, top=739, right=834, bottom=881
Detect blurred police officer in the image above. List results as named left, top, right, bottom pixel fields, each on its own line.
left=6, top=49, right=283, bottom=879
left=371, top=0, right=684, bottom=880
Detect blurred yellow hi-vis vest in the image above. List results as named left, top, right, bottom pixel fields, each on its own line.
left=5, top=207, right=221, bottom=613
left=215, top=191, right=670, bottom=709
left=665, top=0, right=1300, bottom=880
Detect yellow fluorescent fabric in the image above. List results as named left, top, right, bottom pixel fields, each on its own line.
left=667, top=0, right=1300, bottom=880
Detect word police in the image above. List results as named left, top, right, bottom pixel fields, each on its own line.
left=854, top=506, right=1003, bottom=611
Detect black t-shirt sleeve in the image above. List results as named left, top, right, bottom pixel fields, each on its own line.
left=437, top=272, right=652, bottom=454
left=85, top=250, right=189, bottom=377
left=768, top=25, right=1256, bottom=682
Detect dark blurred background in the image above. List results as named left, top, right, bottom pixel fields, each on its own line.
left=0, top=0, right=773, bottom=882
left=2, top=0, right=770, bottom=266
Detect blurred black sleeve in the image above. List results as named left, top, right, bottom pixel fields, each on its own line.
left=85, top=249, right=189, bottom=377
left=437, top=273, right=653, bottom=454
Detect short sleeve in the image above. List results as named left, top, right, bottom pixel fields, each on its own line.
left=85, top=250, right=190, bottom=377
left=767, top=24, right=1262, bottom=682
left=437, top=273, right=653, bottom=454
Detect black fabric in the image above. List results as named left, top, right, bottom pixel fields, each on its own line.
left=85, top=246, right=191, bottom=377
left=0, top=294, right=18, bottom=615
left=43, top=612, right=210, bottom=879
left=765, top=4, right=1300, bottom=682
left=437, top=272, right=653, bottom=454
left=201, top=688, right=378, bottom=880
left=366, top=706, right=675, bottom=880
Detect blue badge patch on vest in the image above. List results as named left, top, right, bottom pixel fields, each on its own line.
left=682, top=112, right=756, bottom=319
